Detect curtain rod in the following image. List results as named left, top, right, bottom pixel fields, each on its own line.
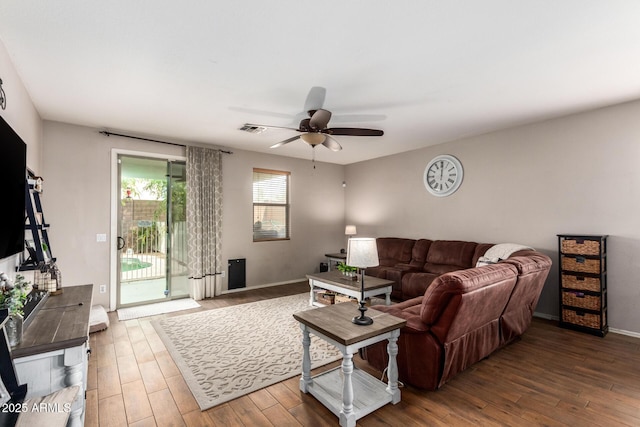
left=99, top=130, right=233, bottom=154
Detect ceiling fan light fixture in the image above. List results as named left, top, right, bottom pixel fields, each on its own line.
left=300, top=133, right=326, bottom=146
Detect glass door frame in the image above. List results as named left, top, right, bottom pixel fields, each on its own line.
left=109, top=149, right=187, bottom=311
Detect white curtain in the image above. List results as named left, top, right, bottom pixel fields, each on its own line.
left=186, top=146, right=222, bottom=300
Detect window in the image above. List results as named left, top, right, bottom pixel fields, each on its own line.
left=253, top=168, right=290, bottom=241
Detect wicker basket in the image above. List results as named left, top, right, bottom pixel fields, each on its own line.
left=561, top=274, right=601, bottom=292
left=561, top=238, right=601, bottom=255
left=317, top=292, right=336, bottom=305
left=562, top=291, right=601, bottom=311
left=562, top=308, right=603, bottom=329
left=561, top=256, right=601, bottom=274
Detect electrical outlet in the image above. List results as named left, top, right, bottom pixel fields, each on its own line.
left=220, top=271, right=226, bottom=278
left=99, top=285, right=106, bottom=293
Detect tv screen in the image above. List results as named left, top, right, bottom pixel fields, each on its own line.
left=0, top=116, right=27, bottom=260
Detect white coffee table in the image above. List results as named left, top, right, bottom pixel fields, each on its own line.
left=306, top=271, right=393, bottom=307
left=293, top=303, right=407, bottom=427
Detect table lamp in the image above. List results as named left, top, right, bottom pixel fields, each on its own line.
left=346, top=237, right=379, bottom=325
left=345, top=225, right=357, bottom=236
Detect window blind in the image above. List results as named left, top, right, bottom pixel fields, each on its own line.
left=252, top=168, right=290, bottom=241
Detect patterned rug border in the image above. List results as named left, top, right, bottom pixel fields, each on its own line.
left=151, top=293, right=342, bottom=410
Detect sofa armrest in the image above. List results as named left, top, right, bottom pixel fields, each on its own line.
left=372, top=296, right=422, bottom=312
left=371, top=296, right=428, bottom=332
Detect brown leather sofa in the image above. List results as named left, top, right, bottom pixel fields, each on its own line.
left=361, top=238, right=552, bottom=390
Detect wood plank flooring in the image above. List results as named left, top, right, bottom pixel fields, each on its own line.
left=87, top=282, right=640, bottom=426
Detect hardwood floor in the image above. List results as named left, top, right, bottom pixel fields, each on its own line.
left=87, top=282, right=640, bottom=426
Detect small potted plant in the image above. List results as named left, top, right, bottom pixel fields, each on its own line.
left=337, top=262, right=358, bottom=279
left=0, top=273, right=30, bottom=347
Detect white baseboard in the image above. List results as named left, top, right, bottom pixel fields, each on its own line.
left=533, top=312, right=640, bottom=338
left=609, top=327, right=640, bottom=339
left=220, top=278, right=306, bottom=295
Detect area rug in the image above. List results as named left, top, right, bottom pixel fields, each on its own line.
left=151, top=293, right=342, bottom=410
left=117, top=298, right=200, bottom=321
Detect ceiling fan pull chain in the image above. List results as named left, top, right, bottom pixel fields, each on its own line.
left=312, top=146, right=316, bottom=169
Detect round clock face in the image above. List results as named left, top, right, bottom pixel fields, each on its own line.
left=423, top=155, right=464, bottom=197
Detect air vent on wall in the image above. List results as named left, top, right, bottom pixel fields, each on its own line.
left=239, top=124, right=267, bottom=134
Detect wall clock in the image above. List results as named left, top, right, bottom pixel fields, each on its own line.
left=423, top=154, right=463, bottom=197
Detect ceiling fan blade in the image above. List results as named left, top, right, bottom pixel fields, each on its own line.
left=303, top=86, right=326, bottom=113
left=243, top=123, right=299, bottom=132
left=325, top=127, right=384, bottom=136
left=329, top=113, right=387, bottom=123
left=270, top=135, right=300, bottom=149
left=309, top=109, right=332, bottom=130
left=322, top=135, right=342, bottom=152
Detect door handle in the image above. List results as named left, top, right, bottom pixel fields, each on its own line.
left=117, top=236, right=125, bottom=250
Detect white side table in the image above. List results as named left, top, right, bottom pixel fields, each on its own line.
left=293, top=303, right=406, bottom=427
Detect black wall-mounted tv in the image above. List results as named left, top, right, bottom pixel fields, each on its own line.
left=0, top=116, right=27, bottom=261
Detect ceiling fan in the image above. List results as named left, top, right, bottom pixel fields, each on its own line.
left=242, top=108, right=384, bottom=152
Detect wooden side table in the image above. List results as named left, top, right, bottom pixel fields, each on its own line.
left=293, top=303, right=406, bottom=427
left=325, top=252, right=347, bottom=270
left=307, top=271, right=393, bottom=307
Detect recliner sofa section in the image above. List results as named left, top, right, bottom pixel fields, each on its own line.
left=359, top=237, right=552, bottom=390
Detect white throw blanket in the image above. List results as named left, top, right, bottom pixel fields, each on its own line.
left=476, top=243, right=534, bottom=267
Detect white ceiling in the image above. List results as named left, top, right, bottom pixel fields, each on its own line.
left=1, top=1, right=640, bottom=165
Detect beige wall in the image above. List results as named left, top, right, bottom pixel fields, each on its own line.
left=345, top=99, right=640, bottom=334
left=0, top=39, right=42, bottom=172
left=42, top=121, right=184, bottom=307
left=42, top=121, right=346, bottom=307
left=222, top=150, right=345, bottom=290
left=0, top=39, right=42, bottom=277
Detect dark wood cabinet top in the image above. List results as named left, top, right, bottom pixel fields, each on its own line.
left=12, top=284, right=94, bottom=359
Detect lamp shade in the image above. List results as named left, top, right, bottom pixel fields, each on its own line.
left=345, top=225, right=357, bottom=236
left=346, top=238, right=379, bottom=268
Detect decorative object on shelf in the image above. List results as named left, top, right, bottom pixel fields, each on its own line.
left=346, top=237, right=379, bottom=325
left=27, top=175, right=44, bottom=193
left=0, top=273, right=30, bottom=346
left=558, top=234, right=608, bottom=337
left=35, top=263, right=63, bottom=295
left=423, top=154, right=464, bottom=197
left=336, top=262, right=357, bottom=279
left=0, top=77, right=6, bottom=110
left=4, top=312, right=22, bottom=348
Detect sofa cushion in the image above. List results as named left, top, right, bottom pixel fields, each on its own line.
left=402, top=271, right=440, bottom=300
left=408, top=239, right=432, bottom=267
left=424, top=240, right=478, bottom=271
left=472, top=243, right=494, bottom=266
left=376, top=238, right=415, bottom=266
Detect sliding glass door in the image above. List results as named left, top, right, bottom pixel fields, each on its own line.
left=116, top=155, right=188, bottom=307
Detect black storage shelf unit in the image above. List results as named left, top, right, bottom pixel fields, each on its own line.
left=19, top=178, right=55, bottom=271
left=558, top=234, right=608, bottom=337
